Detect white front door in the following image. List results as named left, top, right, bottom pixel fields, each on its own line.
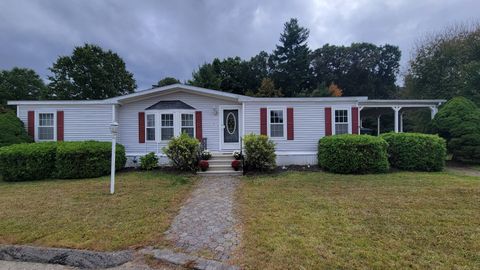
left=220, top=106, right=241, bottom=150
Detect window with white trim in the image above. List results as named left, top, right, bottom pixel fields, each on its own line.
left=334, top=109, right=349, bottom=135
left=161, top=113, right=174, bottom=141
left=38, top=113, right=55, bottom=141
left=181, top=113, right=194, bottom=137
left=269, top=109, right=284, bottom=138
left=146, top=114, right=156, bottom=141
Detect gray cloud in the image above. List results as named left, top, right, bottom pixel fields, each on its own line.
left=1, top=0, right=479, bottom=89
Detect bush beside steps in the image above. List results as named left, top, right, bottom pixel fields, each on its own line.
left=0, top=141, right=126, bottom=182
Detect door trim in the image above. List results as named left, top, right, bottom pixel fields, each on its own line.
left=219, top=105, right=242, bottom=151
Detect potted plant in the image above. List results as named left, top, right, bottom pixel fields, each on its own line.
left=232, top=151, right=242, bottom=160
left=201, top=150, right=212, bottom=160
left=231, top=160, right=241, bottom=171
left=199, top=160, right=209, bottom=171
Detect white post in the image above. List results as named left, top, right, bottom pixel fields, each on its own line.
left=392, top=106, right=401, bottom=133
left=377, top=115, right=381, bottom=136
left=110, top=121, right=119, bottom=195
left=110, top=134, right=116, bottom=194
left=430, top=106, right=438, bottom=119
left=399, top=112, right=404, bottom=133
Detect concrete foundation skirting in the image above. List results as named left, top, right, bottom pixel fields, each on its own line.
left=0, top=245, right=134, bottom=269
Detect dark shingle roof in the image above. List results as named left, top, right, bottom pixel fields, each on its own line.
left=145, top=100, right=195, bottom=110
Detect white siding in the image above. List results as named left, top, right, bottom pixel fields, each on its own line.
left=243, top=101, right=357, bottom=153
left=117, top=90, right=239, bottom=155
left=17, top=104, right=112, bottom=142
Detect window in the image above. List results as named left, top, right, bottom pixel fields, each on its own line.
left=269, top=109, right=284, bottom=138
left=146, top=114, right=155, bottom=141
left=181, top=113, right=194, bottom=137
left=334, top=109, right=349, bottom=135
left=38, top=113, right=55, bottom=141
left=161, top=114, right=174, bottom=140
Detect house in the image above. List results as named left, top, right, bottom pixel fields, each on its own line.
left=8, top=84, right=445, bottom=166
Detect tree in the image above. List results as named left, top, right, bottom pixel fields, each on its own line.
left=0, top=67, right=45, bottom=106
left=46, top=44, right=136, bottom=100
left=311, top=43, right=400, bottom=98
left=269, top=18, right=311, bottom=97
left=256, top=78, right=283, bottom=97
left=328, top=83, right=343, bottom=97
left=156, top=77, right=180, bottom=87
left=189, top=62, right=221, bottom=90
left=404, top=23, right=480, bottom=105
left=431, top=97, right=480, bottom=163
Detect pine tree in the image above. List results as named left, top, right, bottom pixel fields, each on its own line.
left=256, top=78, right=283, bottom=97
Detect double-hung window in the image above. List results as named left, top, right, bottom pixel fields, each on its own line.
left=181, top=113, right=194, bottom=137
left=334, top=109, right=349, bottom=135
left=269, top=109, right=284, bottom=138
left=161, top=114, right=174, bottom=141
left=146, top=114, right=156, bottom=141
left=38, top=113, right=55, bottom=141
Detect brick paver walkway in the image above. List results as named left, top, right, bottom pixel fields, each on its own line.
left=165, top=176, right=241, bottom=262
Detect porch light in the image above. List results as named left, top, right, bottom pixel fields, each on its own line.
left=110, top=121, right=119, bottom=135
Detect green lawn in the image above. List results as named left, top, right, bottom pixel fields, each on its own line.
left=0, top=171, right=194, bottom=251
left=238, top=171, right=480, bottom=269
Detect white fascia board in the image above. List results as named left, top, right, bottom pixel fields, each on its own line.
left=7, top=100, right=118, bottom=105
left=239, top=96, right=368, bottom=102
left=359, top=99, right=446, bottom=107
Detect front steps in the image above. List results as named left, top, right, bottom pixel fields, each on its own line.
left=197, top=152, right=243, bottom=176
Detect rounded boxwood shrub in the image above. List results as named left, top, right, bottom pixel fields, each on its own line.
left=55, top=141, right=126, bottom=179
left=0, top=110, right=33, bottom=147
left=243, top=133, right=276, bottom=171
left=0, top=142, right=57, bottom=181
left=163, top=133, right=200, bottom=172
left=381, top=133, right=446, bottom=171
left=140, top=152, right=159, bottom=170
left=318, top=134, right=389, bottom=174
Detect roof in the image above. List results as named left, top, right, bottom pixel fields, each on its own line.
left=145, top=100, right=195, bottom=110
left=7, top=84, right=444, bottom=106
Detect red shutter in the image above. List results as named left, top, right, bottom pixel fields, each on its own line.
left=57, top=111, right=64, bottom=141
left=28, top=111, right=35, bottom=139
left=195, top=111, right=203, bottom=141
left=325, top=107, right=332, bottom=136
left=260, top=108, right=267, bottom=135
left=138, top=112, right=145, bottom=143
left=287, top=107, right=294, bottom=140
left=352, top=107, right=359, bottom=134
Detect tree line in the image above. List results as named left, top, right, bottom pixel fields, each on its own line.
left=1, top=19, right=479, bottom=108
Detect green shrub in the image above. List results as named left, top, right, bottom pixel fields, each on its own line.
left=140, top=152, right=159, bottom=170
left=163, top=133, right=200, bottom=172
left=55, top=141, right=126, bottom=179
left=0, top=142, right=57, bottom=181
left=318, top=134, right=389, bottom=174
left=430, top=97, right=480, bottom=164
left=0, top=110, right=32, bottom=147
left=243, top=133, right=276, bottom=171
left=381, top=133, right=446, bottom=171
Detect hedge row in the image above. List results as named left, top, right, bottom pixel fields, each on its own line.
left=318, top=134, right=389, bottom=174
left=0, top=141, right=126, bottom=182
left=381, top=133, right=446, bottom=171
left=318, top=133, right=446, bottom=174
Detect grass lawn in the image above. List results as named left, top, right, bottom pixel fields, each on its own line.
left=0, top=171, right=194, bottom=251
left=238, top=171, right=480, bottom=269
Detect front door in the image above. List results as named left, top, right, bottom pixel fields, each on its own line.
left=222, top=109, right=239, bottom=149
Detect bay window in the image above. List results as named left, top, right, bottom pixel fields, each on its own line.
left=146, top=114, right=156, bottom=141
left=161, top=113, right=174, bottom=141
left=181, top=113, right=194, bottom=137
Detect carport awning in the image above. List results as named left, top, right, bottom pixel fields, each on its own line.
left=145, top=100, right=195, bottom=110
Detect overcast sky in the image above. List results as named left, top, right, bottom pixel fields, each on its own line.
left=1, top=0, right=479, bottom=89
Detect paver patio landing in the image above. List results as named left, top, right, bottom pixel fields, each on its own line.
left=165, top=176, right=241, bottom=262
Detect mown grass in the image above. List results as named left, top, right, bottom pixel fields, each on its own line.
left=0, top=171, right=194, bottom=251
left=238, top=171, right=480, bottom=269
